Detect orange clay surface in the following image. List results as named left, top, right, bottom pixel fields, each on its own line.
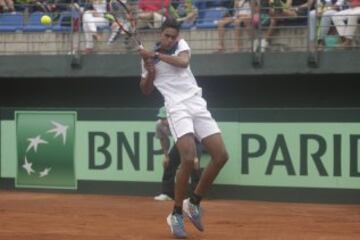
left=0, top=190, right=359, bottom=240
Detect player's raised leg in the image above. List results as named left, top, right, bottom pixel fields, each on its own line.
left=195, top=133, right=228, bottom=196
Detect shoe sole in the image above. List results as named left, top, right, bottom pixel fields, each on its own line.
left=166, top=215, right=187, bottom=239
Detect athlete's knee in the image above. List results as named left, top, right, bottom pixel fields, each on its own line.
left=214, top=149, right=228, bottom=168
left=180, top=151, right=196, bottom=170
left=182, top=155, right=196, bottom=169
left=222, top=150, right=229, bottom=165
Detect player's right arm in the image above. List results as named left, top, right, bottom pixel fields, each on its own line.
left=140, top=57, right=156, bottom=95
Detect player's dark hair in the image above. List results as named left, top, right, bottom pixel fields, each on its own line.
left=161, top=17, right=180, bottom=32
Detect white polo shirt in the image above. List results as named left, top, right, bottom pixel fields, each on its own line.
left=141, top=39, right=202, bottom=107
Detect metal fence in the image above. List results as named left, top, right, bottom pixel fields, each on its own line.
left=0, top=0, right=359, bottom=55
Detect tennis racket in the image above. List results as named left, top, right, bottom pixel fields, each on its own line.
left=107, top=0, right=142, bottom=51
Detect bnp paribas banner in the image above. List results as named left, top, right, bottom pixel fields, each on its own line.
left=15, top=112, right=76, bottom=189
left=1, top=109, right=359, bottom=190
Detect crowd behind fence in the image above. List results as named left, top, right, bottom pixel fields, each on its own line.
left=0, top=0, right=359, bottom=55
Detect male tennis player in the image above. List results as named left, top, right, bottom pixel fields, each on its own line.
left=139, top=18, right=228, bottom=239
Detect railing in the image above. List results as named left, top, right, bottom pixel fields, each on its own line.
left=0, top=0, right=358, bottom=56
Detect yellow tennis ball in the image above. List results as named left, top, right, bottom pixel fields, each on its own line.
left=41, top=15, right=52, bottom=25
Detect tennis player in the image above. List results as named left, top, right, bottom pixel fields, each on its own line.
left=139, top=18, right=228, bottom=239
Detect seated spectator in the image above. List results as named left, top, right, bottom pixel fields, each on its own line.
left=0, top=0, right=15, bottom=13
left=332, top=0, right=360, bottom=48
left=14, top=0, right=44, bottom=14
left=259, top=0, right=314, bottom=52
left=51, top=0, right=75, bottom=12
left=308, top=0, right=345, bottom=50
left=169, top=0, right=198, bottom=26
left=82, top=0, right=110, bottom=54
left=33, top=0, right=70, bottom=21
left=217, top=0, right=253, bottom=52
left=18, top=0, right=70, bottom=22
left=137, top=0, right=170, bottom=29
left=29, top=0, right=57, bottom=12
left=251, top=0, right=271, bottom=51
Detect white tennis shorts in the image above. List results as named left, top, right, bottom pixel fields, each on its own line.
left=166, top=94, right=221, bottom=142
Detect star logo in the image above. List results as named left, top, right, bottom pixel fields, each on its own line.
left=22, top=157, right=35, bottom=175
left=39, top=167, right=52, bottom=177
left=21, top=121, right=71, bottom=178
left=47, top=121, right=69, bottom=145
left=24, top=134, right=53, bottom=178
left=16, top=112, right=77, bottom=189
left=26, top=135, right=48, bottom=152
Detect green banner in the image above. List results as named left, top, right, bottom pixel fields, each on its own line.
left=1, top=109, right=359, bottom=190
left=15, top=112, right=76, bottom=189
left=232, top=123, right=360, bottom=189
left=75, top=121, right=360, bottom=189
left=76, top=121, right=164, bottom=181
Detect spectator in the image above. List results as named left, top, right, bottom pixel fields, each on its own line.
left=82, top=0, right=110, bottom=54
left=137, top=0, right=170, bottom=29
left=0, top=0, right=15, bottom=13
left=258, top=0, right=314, bottom=52
left=308, top=0, right=345, bottom=50
left=28, top=0, right=57, bottom=13
left=51, top=0, right=74, bottom=12
left=332, top=0, right=360, bottom=48
left=15, top=0, right=45, bottom=13
left=169, top=0, right=198, bottom=26
left=217, top=0, right=253, bottom=52
left=251, top=0, right=271, bottom=51
left=32, top=0, right=71, bottom=21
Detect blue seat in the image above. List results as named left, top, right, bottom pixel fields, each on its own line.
left=180, top=21, right=196, bottom=29
left=23, top=11, right=52, bottom=32
left=194, top=0, right=208, bottom=23
left=52, top=11, right=75, bottom=32
left=0, top=12, right=24, bottom=32
left=208, top=0, right=232, bottom=7
left=194, top=0, right=208, bottom=10
left=52, top=11, right=70, bottom=32
left=196, top=7, right=228, bottom=29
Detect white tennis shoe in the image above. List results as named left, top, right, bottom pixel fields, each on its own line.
left=154, top=194, right=172, bottom=201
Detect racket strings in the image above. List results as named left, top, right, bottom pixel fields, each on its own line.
left=106, top=0, right=141, bottom=51
left=109, top=0, right=137, bottom=32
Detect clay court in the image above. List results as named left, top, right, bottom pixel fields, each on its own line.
left=0, top=190, right=359, bottom=240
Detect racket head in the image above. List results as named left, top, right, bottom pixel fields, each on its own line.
left=108, top=0, right=136, bottom=35
left=108, top=0, right=142, bottom=51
